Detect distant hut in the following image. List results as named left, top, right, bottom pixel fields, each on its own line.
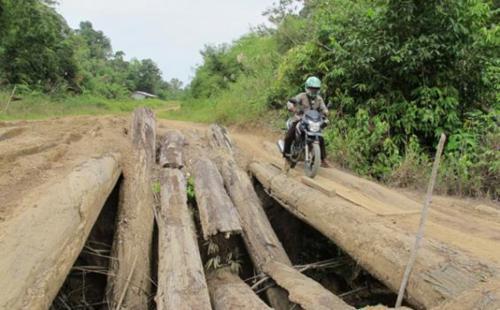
left=132, top=91, right=158, bottom=100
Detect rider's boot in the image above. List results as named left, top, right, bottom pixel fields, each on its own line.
left=321, top=159, right=332, bottom=168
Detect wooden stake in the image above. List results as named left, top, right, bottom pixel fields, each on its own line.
left=395, top=133, right=446, bottom=307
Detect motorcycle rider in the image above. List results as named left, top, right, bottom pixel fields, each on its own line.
left=283, top=76, right=331, bottom=168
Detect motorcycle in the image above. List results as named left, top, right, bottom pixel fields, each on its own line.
left=277, top=109, right=327, bottom=178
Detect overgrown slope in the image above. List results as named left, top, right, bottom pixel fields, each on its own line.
left=183, top=0, right=499, bottom=198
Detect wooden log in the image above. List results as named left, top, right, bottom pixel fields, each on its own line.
left=431, top=278, right=500, bottom=310
left=218, top=160, right=295, bottom=310
left=207, top=268, right=271, bottom=310
left=191, top=157, right=242, bottom=240
left=208, top=125, right=331, bottom=310
left=0, top=154, right=121, bottom=310
left=249, top=162, right=500, bottom=309
left=207, top=124, right=234, bottom=155
left=219, top=159, right=291, bottom=268
left=107, top=108, right=156, bottom=309
left=159, top=129, right=185, bottom=168
left=263, top=261, right=354, bottom=310
left=155, top=168, right=212, bottom=310
left=301, top=176, right=337, bottom=197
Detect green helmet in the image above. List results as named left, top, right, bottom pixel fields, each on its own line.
left=305, top=76, right=321, bottom=98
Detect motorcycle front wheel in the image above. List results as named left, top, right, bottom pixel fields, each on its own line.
left=304, top=142, right=321, bottom=178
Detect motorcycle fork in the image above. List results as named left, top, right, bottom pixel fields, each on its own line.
left=305, top=136, right=319, bottom=163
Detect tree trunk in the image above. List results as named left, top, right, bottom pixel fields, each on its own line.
left=107, top=108, right=156, bottom=309
left=207, top=268, right=271, bottom=310
left=191, top=157, right=242, bottom=240
left=159, top=129, right=185, bottom=169
left=207, top=124, right=234, bottom=155
left=249, top=162, right=500, bottom=309
left=155, top=168, right=212, bottom=310
left=219, top=159, right=291, bottom=268
left=262, top=261, right=354, bottom=310
left=0, top=154, right=121, bottom=310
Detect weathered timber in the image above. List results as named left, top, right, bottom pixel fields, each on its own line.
left=263, top=261, right=354, bottom=310
left=219, top=159, right=291, bottom=268
left=431, top=278, right=500, bottom=310
left=207, top=124, right=234, bottom=155
left=107, top=108, right=156, bottom=309
left=0, top=154, right=121, bottom=310
left=249, top=162, right=500, bottom=309
left=159, top=129, right=185, bottom=168
left=191, top=157, right=242, bottom=240
left=209, top=124, right=340, bottom=310
left=155, top=168, right=212, bottom=310
left=301, top=176, right=336, bottom=197
left=206, top=125, right=293, bottom=309
left=207, top=268, right=271, bottom=310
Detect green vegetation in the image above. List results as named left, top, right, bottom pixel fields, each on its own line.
left=0, top=90, right=174, bottom=120
left=183, top=0, right=499, bottom=198
left=0, top=0, right=184, bottom=99
left=162, top=34, right=280, bottom=124
left=1, top=0, right=498, bottom=198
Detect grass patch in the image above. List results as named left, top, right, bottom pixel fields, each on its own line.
left=0, top=91, right=177, bottom=121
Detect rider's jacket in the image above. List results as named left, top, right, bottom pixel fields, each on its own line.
left=287, top=93, right=328, bottom=121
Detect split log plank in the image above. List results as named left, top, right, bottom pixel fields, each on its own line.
left=207, top=269, right=271, bottom=310
left=0, top=154, right=121, bottom=310
left=155, top=168, right=212, bottom=310
left=192, top=157, right=242, bottom=240
left=250, top=162, right=500, bottom=309
left=263, top=261, right=354, bottom=310
left=301, top=176, right=337, bottom=197
left=159, top=129, right=185, bottom=168
left=107, top=108, right=156, bottom=309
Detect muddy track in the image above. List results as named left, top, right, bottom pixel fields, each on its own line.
left=0, top=113, right=498, bottom=309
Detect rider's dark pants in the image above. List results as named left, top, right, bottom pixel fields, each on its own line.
left=283, top=120, right=327, bottom=160
left=283, top=120, right=299, bottom=157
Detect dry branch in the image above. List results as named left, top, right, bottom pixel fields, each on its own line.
left=155, top=168, right=212, bottom=310
left=249, top=162, right=499, bottom=309
left=0, top=154, right=121, bottom=310
left=107, top=108, right=156, bottom=309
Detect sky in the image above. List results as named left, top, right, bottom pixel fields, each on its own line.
left=56, top=0, right=275, bottom=85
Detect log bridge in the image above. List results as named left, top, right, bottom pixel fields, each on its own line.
left=0, top=109, right=498, bottom=309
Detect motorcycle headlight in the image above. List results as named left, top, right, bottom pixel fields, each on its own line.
left=308, top=121, right=321, bottom=132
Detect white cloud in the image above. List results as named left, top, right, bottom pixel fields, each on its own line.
left=56, top=0, right=274, bottom=83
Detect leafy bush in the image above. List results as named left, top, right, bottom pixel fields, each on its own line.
left=187, top=0, right=499, bottom=198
